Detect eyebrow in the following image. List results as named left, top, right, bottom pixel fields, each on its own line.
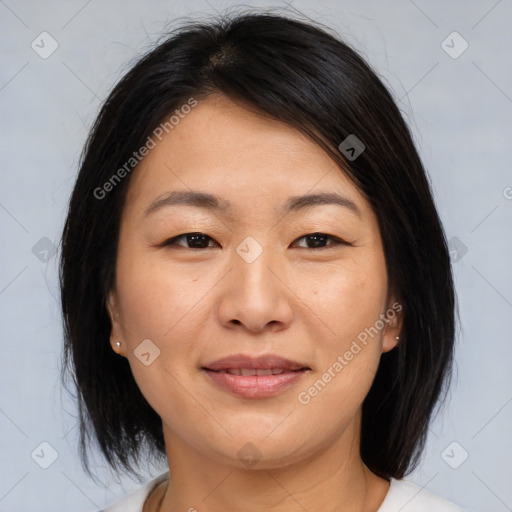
left=143, top=190, right=362, bottom=218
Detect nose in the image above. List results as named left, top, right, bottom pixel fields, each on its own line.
left=216, top=245, right=294, bottom=333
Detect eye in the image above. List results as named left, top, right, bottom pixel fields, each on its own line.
left=292, top=232, right=348, bottom=249
left=161, top=232, right=218, bottom=249
left=161, top=232, right=349, bottom=250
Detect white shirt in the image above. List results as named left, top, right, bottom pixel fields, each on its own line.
left=103, top=471, right=470, bottom=511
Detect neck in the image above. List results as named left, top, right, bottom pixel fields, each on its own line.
left=152, top=417, right=390, bottom=512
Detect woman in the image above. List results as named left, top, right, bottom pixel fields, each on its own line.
left=60, top=10, right=465, bottom=512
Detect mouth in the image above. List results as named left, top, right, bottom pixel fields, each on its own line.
left=203, top=353, right=310, bottom=372
left=206, top=367, right=307, bottom=376
left=201, top=354, right=311, bottom=398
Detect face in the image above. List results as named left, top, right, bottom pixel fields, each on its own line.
left=107, top=94, right=401, bottom=470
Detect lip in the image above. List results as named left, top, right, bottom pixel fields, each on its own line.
left=203, top=353, right=308, bottom=371
left=202, top=353, right=310, bottom=399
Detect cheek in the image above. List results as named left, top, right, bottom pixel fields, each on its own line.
left=113, top=250, right=212, bottom=402
left=114, top=259, right=202, bottom=430
left=309, top=256, right=388, bottom=347
left=296, top=283, right=385, bottom=433
left=115, top=251, right=209, bottom=342
left=297, top=256, right=388, bottom=408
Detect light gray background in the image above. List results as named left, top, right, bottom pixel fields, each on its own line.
left=1, top=1, right=511, bottom=511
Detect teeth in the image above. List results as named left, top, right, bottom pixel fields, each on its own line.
left=217, top=368, right=291, bottom=376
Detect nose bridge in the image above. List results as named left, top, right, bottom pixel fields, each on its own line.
left=217, top=234, right=292, bottom=331
left=233, top=234, right=279, bottom=300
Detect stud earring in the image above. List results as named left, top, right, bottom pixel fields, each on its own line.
left=115, top=341, right=121, bottom=348
left=395, top=336, right=400, bottom=340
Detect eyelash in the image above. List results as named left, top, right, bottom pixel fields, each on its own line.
left=161, top=232, right=349, bottom=250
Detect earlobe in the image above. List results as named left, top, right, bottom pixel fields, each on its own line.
left=382, top=333, right=400, bottom=354
left=112, top=340, right=123, bottom=356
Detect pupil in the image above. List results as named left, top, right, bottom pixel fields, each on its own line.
left=309, top=234, right=326, bottom=248
left=189, top=234, right=207, bottom=248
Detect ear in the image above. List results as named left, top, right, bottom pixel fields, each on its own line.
left=106, top=292, right=124, bottom=356
left=381, top=298, right=404, bottom=354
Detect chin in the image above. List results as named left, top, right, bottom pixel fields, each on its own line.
left=203, top=430, right=315, bottom=471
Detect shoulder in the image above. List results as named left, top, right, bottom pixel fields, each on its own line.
left=102, top=472, right=169, bottom=512
left=378, top=478, right=464, bottom=512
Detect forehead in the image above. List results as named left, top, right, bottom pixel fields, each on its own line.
left=123, top=94, right=370, bottom=220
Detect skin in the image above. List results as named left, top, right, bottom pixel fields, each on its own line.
left=107, top=94, right=402, bottom=512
